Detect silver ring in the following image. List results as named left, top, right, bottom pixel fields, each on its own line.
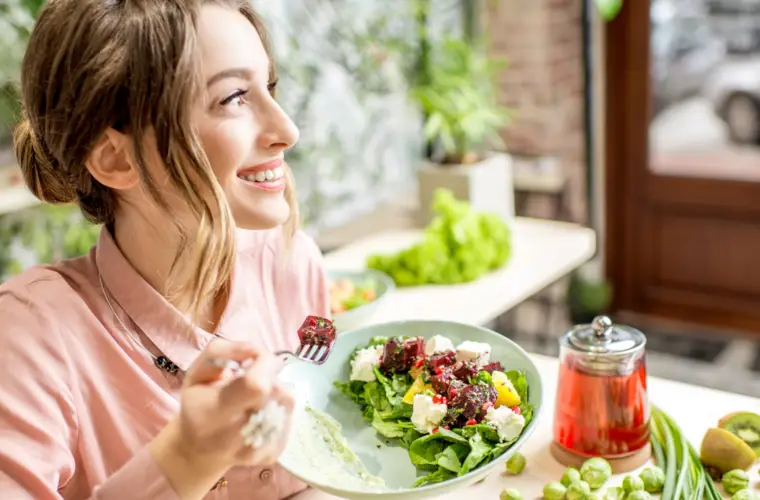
left=240, top=401, right=287, bottom=449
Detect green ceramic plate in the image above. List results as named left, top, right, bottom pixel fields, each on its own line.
left=278, top=320, right=543, bottom=500
left=328, top=269, right=395, bottom=333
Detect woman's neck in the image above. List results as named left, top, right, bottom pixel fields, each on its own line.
left=111, top=213, right=224, bottom=331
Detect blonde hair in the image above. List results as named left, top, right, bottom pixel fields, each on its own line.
left=14, top=0, right=298, bottom=319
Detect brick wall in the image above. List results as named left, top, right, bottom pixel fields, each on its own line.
left=483, top=0, right=588, bottom=224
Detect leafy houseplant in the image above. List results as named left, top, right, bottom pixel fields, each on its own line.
left=413, top=33, right=515, bottom=226
left=566, top=267, right=613, bottom=324
left=412, top=37, right=509, bottom=165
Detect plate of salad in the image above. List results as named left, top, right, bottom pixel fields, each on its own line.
left=277, top=320, right=542, bottom=500
left=328, top=269, right=395, bottom=332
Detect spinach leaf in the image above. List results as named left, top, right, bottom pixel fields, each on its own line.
left=373, top=366, right=403, bottom=407
left=437, top=443, right=469, bottom=474
left=459, top=433, right=493, bottom=476
left=456, top=423, right=500, bottom=443
left=412, top=468, right=456, bottom=488
left=333, top=380, right=367, bottom=405
left=409, top=429, right=469, bottom=471
left=400, top=428, right=423, bottom=449
left=371, top=412, right=415, bottom=438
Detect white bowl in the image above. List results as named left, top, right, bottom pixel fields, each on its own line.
left=278, top=320, right=543, bottom=500
left=328, top=269, right=395, bottom=333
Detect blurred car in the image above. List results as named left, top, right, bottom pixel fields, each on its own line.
left=703, top=56, right=760, bottom=144
left=651, top=1, right=727, bottom=117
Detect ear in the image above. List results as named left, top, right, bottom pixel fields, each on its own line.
left=85, top=128, right=140, bottom=191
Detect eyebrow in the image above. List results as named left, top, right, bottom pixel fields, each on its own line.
left=206, top=67, right=255, bottom=88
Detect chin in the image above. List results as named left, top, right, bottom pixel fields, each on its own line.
left=231, top=199, right=291, bottom=230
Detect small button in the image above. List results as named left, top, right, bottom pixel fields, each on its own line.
left=260, top=469, right=273, bottom=482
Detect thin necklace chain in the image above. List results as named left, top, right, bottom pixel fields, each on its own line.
left=98, top=270, right=180, bottom=373
left=98, top=271, right=228, bottom=491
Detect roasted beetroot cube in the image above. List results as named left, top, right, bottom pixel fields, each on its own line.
left=430, top=368, right=456, bottom=394
left=453, top=361, right=479, bottom=382
left=297, top=315, right=336, bottom=346
left=447, top=379, right=467, bottom=400
left=481, top=361, right=504, bottom=374
left=427, top=351, right=456, bottom=372
left=381, top=336, right=424, bottom=372
left=448, top=384, right=497, bottom=422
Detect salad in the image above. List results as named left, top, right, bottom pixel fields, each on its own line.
left=329, top=278, right=377, bottom=315
left=334, top=334, right=534, bottom=488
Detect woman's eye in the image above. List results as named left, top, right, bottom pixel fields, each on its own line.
left=220, top=89, right=249, bottom=107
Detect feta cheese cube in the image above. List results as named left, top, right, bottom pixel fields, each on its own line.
left=349, top=346, right=383, bottom=382
left=455, top=341, right=491, bottom=366
left=485, top=406, right=526, bottom=443
left=411, top=394, right=447, bottom=434
left=424, top=335, right=455, bottom=356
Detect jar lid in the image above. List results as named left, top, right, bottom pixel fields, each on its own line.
left=565, top=316, right=646, bottom=355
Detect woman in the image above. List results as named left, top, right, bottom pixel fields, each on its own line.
left=0, top=0, right=329, bottom=499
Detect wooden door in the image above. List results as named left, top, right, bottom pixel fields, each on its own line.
left=605, top=0, right=760, bottom=334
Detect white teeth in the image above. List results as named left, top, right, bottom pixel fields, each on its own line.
left=239, top=167, right=285, bottom=183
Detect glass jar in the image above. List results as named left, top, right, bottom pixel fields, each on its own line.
left=553, top=316, right=650, bottom=458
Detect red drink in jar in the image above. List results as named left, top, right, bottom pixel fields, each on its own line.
left=553, top=316, right=651, bottom=464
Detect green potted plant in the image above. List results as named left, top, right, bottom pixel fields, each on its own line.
left=413, top=36, right=514, bottom=225
left=567, top=262, right=613, bottom=324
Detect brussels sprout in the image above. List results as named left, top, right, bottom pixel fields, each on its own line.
left=622, top=475, right=644, bottom=493
left=561, top=467, right=582, bottom=487
left=543, top=481, right=567, bottom=500
left=604, top=486, right=625, bottom=500
left=626, top=490, right=652, bottom=500
left=580, top=457, right=612, bottom=490
left=501, top=488, right=523, bottom=500
left=722, top=470, right=750, bottom=495
left=566, top=480, right=591, bottom=500
left=732, top=490, right=759, bottom=500
left=639, top=467, right=665, bottom=493
left=583, top=494, right=600, bottom=500
left=506, top=453, right=526, bottom=475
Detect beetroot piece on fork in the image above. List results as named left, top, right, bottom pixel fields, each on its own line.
left=297, top=316, right=336, bottom=347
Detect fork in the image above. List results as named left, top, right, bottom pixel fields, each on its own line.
left=274, top=315, right=337, bottom=365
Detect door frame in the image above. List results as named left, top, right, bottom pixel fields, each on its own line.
left=603, top=0, right=760, bottom=334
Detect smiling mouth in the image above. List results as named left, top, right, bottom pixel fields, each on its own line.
left=237, top=166, right=285, bottom=184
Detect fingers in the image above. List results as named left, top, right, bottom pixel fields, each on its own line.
left=235, top=383, right=296, bottom=465
left=185, top=340, right=259, bottom=386
left=217, top=352, right=280, bottom=415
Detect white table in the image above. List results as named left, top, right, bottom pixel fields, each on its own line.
left=306, top=218, right=760, bottom=499
left=295, top=354, right=760, bottom=500
left=323, top=218, right=597, bottom=326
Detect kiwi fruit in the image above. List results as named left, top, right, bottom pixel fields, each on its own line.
left=700, top=427, right=756, bottom=473
left=718, top=412, right=760, bottom=457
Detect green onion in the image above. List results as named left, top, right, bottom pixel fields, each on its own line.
left=650, top=406, right=719, bottom=500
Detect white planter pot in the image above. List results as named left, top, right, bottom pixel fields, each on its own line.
left=417, top=152, right=515, bottom=226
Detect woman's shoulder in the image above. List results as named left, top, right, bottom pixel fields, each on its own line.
left=0, top=266, right=81, bottom=379
left=0, top=258, right=93, bottom=347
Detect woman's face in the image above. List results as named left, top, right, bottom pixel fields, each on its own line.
left=193, top=5, right=299, bottom=230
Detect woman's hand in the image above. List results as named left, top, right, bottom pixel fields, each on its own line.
left=150, top=340, right=295, bottom=499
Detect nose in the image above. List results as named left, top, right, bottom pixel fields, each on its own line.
left=257, top=100, right=299, bottom=152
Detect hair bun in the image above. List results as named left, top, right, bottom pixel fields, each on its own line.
left=13, top=119, right=76, bottom=204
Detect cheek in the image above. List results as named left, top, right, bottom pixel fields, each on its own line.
left=200, top=120, right=254, bottom=182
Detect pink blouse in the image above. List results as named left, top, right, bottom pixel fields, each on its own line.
left=0, top=226, right=330, bottom=499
